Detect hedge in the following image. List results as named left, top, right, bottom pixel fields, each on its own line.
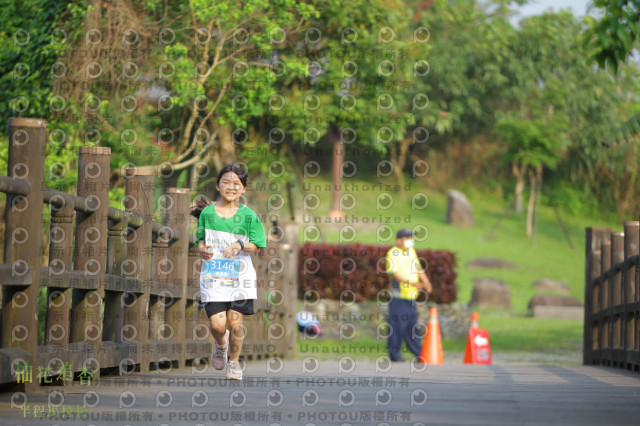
left=299, top=243, right=457, bottom=303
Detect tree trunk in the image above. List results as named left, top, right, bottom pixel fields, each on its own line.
left=526, top=168, right=536, bottom=237
left=513, top=162, right=526, bottom=214
left=389, top=138, right=412, bottom=192
left=190, top=163, right=199, bottom=195
left=328, top=126, right=344, bottom=218
left=217, top=124, right=236, bottom=165
left=392, top=165, right=404, bottom=191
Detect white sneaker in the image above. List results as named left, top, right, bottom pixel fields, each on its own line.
left=226, top=360, right=243, bottom=380
left=211, top=329, right=229, bottom=370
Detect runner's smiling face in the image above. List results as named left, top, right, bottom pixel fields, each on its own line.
left=216, top=171, right=246, bottom=202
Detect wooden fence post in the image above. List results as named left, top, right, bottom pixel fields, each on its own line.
left=165, top=188, right=190, bottom=368
left=584, top=227, right=610, bottom=365
left=70, top=146, right=110, bottom=378
left=149, top=220, right=170, bottom=363
left=46, top=196, right=74, bottom=348
left=623, top=221, right=639, bottom=369
left=1, top=118, right=46, bottom=391
left=103, top=208, right=128, bottom=345
left=599, top=234, right=611, bottom=363
left=584, top=227, right=594, bottom=365
left=591, top=248, right=601, bottom=361
left=610, top=231, right=624, bottom=365
left=123, top=168, right=153, bottom=373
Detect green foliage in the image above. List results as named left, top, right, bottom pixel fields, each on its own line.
left=414, top=0, right=514, bottom=137
left=0, top=0, right=86, bottom=130
left=239, top=139, right=292, bottom=188
left=611, top=111, right=640, bottom=144
left=0, top=0, right=87, bottom=195
left=267, top=0, right=417, bottom=152
left=496, top=117, right=564, bottom=170
left=487, top=10, right=639, bottom=219
left=585, top=0, right=640, bottom=74
left=0, top=136, right=8, bottom=176
left=542, top=180, right=602, bottom=218
left=45, top=125, right=85, bottom=191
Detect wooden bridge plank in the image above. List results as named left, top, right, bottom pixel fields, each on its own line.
left=1, top=362, right=639, bottom=424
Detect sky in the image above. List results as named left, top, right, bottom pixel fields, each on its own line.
left=509, top=0, right=596, bottom=26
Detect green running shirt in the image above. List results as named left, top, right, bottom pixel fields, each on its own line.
left=196, top=203, right=266, bottom=302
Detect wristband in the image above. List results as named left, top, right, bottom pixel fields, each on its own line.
left=236, top=239, right=244, bottom=250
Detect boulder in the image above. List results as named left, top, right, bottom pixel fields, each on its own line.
left=467, top=257, right=515, bottom=269
left=469, top=278, right=512, bottom=309
left=446, top=190, right=473, bottom=228
left=528, top=295, right=582, bottom=309
left=533, top=279, right=571, bottom=295
left=532, top=306, right=584, bottom=320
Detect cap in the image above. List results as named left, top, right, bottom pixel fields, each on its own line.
left=396, top=228, right=413, bottom=238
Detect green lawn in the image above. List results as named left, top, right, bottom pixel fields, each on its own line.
left=442, top=314, right=583, bottom=353
left=294, top=173, right=618, bottom=359
left=296, top=315, right=583, bottom=362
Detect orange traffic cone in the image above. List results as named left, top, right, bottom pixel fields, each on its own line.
left=464, top=312, right=492, bottom=364
left=470, top=312, right=479, bottom=328
left=419, top=307, right=444, bottom=364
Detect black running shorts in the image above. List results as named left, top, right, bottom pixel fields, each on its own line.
left=202, top=299, right=255, bottom=317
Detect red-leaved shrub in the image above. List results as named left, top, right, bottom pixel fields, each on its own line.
left=299, top=243, right=457, bottom=303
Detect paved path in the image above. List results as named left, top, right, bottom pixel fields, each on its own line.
left=1, top=360, right=639, bottom=425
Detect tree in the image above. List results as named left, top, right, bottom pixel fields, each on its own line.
left=0, top=0, right=87, bottom=189
left=583, top=0, right=640, bottom=151
left=585, top=0, right=640, bottom=74
left=258, top=0, right=416, bottom=213
left=496, top=117, right=564, bottom=235
left=405, top=0, right=516, bottom=186
left=142, top=0, right=317, bottom=195
left=493, top=11, right=640, bottom=222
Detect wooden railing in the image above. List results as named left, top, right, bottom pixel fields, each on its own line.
left=584, top=225, right=640, bottom=371
left=0, top=118, right=297, bottom=391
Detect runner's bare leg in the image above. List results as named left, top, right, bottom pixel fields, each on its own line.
left=209, top=311, right=227, bottom=345
left=227, top=310, right=245, bottom=362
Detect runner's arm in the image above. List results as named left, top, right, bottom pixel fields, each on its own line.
left=223, top=241, right=261, bottom=258
left=241, top=242, right=260, bottom=254
left=197, top=241, right=213, bottom=260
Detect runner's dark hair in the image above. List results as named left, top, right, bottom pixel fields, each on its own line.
left=190, top=163, right=248, bottom=219
left=217, top=163, right=248, bottom=187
